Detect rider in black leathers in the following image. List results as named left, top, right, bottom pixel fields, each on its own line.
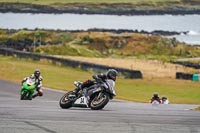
left=73, top=69, right=118, bottom=95
left=150, top=92, right=162, bottom=104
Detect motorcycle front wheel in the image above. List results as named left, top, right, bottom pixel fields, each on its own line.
left=20, top=90, right=28, bottom=100
left=89, top=93, right=109, bottom=110
left=59, top=92, right=74, bottom=109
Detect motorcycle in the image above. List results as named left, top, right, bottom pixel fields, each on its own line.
left=151, top=97, right=169, bottom=106
left=151, top=100, right=160, bottom=106
left=161, top=97, right=169, bottom=104
left=59, top=79, right=116, bottom=110
left=20, top=77, right=36, bottom=100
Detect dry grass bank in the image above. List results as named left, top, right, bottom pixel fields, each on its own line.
left=55, top=56, right=196, bottom=78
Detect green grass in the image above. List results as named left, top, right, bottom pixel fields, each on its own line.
left=0, top=55, right=200, bottom=104
left=35, top=43, right=103, bottom=57
left=117, top=78, right=200, bottom=104
left=0, top=56, right=92, bottom=89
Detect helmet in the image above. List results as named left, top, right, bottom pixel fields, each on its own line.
left=34, top=69, right=40, bottom=79
left=107, top=69, right=118, bottom=81
left=153, top=92, right=159, bottom=97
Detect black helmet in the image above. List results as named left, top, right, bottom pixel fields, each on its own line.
left=153, top=92, right=159, bottom=97
left=107, top=69, right=118, bottom=81
left=34, top=69, right=40, bottom=79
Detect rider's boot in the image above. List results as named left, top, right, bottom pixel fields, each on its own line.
left=72, top=88, right=78, bottom=94
left=67, top=87, right=80, bottom=100
left=28, top=96, right=32, bottom=100
left=72, top=87, right=81, bottom=95
left=32, top=90, right=43, bottom=99
left=32, top=93, right=39, bottom=99
left=72, top=82, right=83, bottom=95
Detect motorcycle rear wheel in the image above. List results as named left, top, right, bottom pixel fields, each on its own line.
left=59, top=92, right=74, bottom=109
left=89, top=93, right=109, bottom=110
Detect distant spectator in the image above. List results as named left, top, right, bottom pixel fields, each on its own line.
left=150, top=92, right=162, bottom=104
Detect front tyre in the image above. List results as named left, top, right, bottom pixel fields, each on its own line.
left=20, top=90, right=28, bottom=100
left=59, top=92, right=74, bottom=109
left=89, top=93, right=109, bottom=110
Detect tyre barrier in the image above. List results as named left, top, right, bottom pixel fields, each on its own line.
left=172, top=61, right=200, bottom=69
left=176, top=72, right=193, bottom=80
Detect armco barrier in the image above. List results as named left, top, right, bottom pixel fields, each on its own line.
left=0, top=48, right=142, bottom=79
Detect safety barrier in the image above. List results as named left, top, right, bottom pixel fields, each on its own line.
left=0, top=48, right=143, bottom=79
left=176, top=72, right=192, bottom=80
left=172, top=61, right=200, bottom=69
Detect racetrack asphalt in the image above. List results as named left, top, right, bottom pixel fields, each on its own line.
left=0, top=80, right=200, bottom=133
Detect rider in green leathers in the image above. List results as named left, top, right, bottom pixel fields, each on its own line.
left=21, top=69, right=43, bottom=99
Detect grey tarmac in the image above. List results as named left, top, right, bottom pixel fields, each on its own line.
left=0, top=80, right=200, bottom=133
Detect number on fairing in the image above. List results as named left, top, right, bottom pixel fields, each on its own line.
left=74, top=96, right=87, bottom=105
left=80, top=97, right=84, bottom=103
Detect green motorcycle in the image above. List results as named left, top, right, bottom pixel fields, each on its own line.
left=20, top=77, right=36, bottom=100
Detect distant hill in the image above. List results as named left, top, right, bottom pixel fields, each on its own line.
left=1, top=29, right=200, bottom=61
left=0, top=0, right=200, bottom=15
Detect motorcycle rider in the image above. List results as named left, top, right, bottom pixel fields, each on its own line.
left=161, top=96, right=169, bottom=104
left=73, top=69, right=118, bottom=95
left=150, top=92, right=162, bottom=104
left=21, top=69, right=43, bottom=99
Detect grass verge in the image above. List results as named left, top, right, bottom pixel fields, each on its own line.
left=0, top=55, right=200, bottom=104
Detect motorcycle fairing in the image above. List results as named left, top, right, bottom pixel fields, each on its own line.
left=74, top=96, right=87, bottom=105
left=85, top=84, right=102, bottom=99
left=73, top=96, right=88, bottom=108
left=104, top=79, right=116, bottom=96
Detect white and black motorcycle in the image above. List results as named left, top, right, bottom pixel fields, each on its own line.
left=59, top=79, right=116, bottom=110
left=151, top=97, right=169, bottom=106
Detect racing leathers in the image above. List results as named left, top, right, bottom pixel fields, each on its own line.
left=73, top=73, right=107, bottom=94
left=21, top=74, right=43, bottom=98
